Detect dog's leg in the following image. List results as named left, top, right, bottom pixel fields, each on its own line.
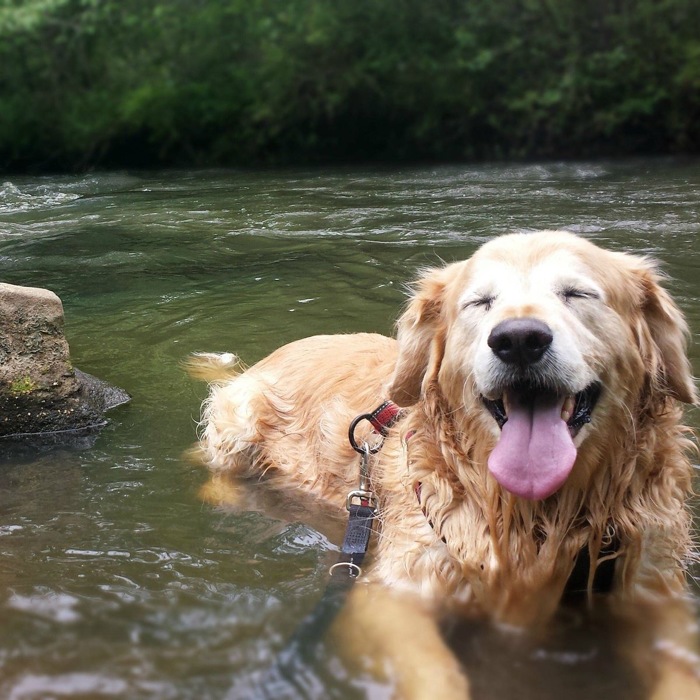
left=651, top=668, right=700, bottom=700
left=616, top=598, right=700, bottom=700
left=647, top=599, right=700, bottom=700
left=198, top=472, right=249, bottom=508
left=334, top=584, right=471, bottom=700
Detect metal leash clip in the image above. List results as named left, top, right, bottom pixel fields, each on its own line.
left=345, top=442, right=378, bottom=513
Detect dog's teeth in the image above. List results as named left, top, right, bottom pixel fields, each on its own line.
left=561, top=396, right=575, bottom=422
left=502, top=394, right=509, bottom=415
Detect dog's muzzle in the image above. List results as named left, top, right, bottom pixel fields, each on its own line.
left=480, top=317, right=602, bottom=500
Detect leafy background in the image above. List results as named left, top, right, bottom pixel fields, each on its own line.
left=1, top=0, right=699, bottom=172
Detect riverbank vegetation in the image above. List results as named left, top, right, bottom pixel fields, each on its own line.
left=1, top=0, right=699, bottom=172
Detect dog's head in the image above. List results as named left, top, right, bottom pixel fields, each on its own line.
left=388, top=230, right=697, bottom=500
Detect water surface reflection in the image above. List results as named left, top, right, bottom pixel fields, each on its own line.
left=0, top=160, right=698, bottom=698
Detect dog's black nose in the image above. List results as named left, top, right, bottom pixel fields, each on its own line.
left=487, top=318, right=553, bottom=366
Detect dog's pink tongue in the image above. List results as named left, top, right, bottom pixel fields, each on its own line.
left=488, top=394, right=576, bottom=500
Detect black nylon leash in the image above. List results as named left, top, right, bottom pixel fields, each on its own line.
left=273, top=501, right=376, bottom=665
left=257, top=404, right=402, bottom=694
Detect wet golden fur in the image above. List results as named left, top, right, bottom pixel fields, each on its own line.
left=191, top=231, right=699, bottom=698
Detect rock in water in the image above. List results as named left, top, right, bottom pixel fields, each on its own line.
left=0, top=283, right=130, bottom=440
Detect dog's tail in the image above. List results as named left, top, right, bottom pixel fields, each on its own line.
left=184, top=352, right=243, bottom=383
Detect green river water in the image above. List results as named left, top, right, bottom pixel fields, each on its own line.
left=0, top=161, right=699, bottom=699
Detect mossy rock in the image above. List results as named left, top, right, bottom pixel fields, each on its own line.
left=0, top=283, right=130, bottom=441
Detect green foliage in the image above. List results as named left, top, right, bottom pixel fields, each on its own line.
left=0, top=0, right=698, bottom=171
left=9, top=376, right=37, bottom=395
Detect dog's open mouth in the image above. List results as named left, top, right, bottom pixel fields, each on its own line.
left=483, top=382, right=601, bottom=435
left=481, top=383, right=601, bottom=501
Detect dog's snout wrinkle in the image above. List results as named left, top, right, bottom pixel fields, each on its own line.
left=487, top=318, right=554, bottom=367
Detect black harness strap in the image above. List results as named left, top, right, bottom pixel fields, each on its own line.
left=414, top=480, right=618, bottom=596
left=564, top=535, right=619, bottom=597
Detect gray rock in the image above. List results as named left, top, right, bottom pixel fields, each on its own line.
left=0, top=283, right=130, bottom=441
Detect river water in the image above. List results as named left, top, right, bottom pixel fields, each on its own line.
left=0, top=161, right=698, bottom=699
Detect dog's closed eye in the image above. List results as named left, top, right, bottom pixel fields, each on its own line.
left=559, top=286, right=600, bottom=303
left=463, top=295, right=495, bottom=311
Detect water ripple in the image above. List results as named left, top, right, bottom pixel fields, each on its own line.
left=0, top=182, right=80, bottom=214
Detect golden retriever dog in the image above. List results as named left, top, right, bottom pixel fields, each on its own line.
left=190, top=231, right=699, bottom=699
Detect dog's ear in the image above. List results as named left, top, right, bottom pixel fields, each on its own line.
left=632, top=262, right=697, bottom=405
left=388, top=266, right=449, bottom=406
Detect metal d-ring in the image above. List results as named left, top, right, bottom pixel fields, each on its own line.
left=348, top=413, right=384, bottom=454
left=329, top=561, right=362, bottom=578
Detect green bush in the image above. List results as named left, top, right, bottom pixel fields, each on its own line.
left=0, top=0, right=698, bottom=171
